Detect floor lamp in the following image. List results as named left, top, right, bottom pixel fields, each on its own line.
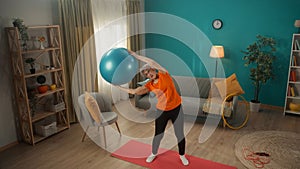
left=210, top=45, right=224, bottom=77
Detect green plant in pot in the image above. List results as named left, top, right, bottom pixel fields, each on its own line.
left=25, top=58, right=36, bottom=74
left=12, top=18, right=29, bottom=50
left=242, top=35, right=276, bottom=112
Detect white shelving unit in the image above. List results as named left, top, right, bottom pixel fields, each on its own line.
left=284, top=33, right=300, bottom=115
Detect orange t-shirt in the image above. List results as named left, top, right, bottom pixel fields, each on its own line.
left=145, top=72, right=181, bottom=111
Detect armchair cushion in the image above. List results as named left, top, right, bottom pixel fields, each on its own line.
left=84, top=92, right=101, bottom=123
left=101, top=111, right=118, bottom=125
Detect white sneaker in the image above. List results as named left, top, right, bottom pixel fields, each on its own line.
left=146, top=153, right=156, bottom=163
left=180, top=155, right=189, bottom=166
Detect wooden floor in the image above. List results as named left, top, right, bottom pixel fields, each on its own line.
left=0, top=101, right=299, bottom=169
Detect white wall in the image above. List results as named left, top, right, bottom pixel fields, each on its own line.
left=0, top=0, right=58, bottom=148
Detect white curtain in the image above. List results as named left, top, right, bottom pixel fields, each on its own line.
left=91, top=0, right=129, bottom=104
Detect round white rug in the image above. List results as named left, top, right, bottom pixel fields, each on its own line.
left=235, top=130, right=300, bottom=169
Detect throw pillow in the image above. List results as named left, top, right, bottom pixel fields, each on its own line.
left=84, top=92, right=101, bottom=123
left=215, top=73, right=245, bottom=100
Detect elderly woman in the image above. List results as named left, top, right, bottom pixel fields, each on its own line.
left=117, top=50, right=189, bottom=166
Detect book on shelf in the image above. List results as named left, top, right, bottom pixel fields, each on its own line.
left=290, top=70, right=297, bottom=82
left=294, top=55, right=297, bottom=66
left=295, top=40, right=300, bottom=50
left=288, top=85, right=291, bottom=96
left=294, top=39, right=300, bottom=50
left=290, top=86, right=296, bottom=97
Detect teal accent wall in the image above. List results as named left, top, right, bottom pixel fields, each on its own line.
left=144, top=0, right=300, bottom=107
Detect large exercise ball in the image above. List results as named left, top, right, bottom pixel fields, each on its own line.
left=99, top=48, right=138, bottom=85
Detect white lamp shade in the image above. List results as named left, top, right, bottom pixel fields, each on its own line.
left=295, top=20, right=300, bottom=28
left=210, top=45, right=224, bottom=58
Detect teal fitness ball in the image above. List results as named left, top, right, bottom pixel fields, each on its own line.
left=99, top=48, right=138, bottom=85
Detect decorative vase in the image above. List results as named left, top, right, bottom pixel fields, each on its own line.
left=40, top=41, right=45, bottom=49
left=250, top=101, right=260, bottom=112
left=50, top=84, right=57, bottom=90
left=37, top=85, right=48, bottom=94
left=29, top=68, right=35, bottom=74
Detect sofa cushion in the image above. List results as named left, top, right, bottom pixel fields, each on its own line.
left=181, top=96, right=207, bottom=116
left=135, top=94, right=157, bottom=110
left=196, top=78, right=211, bottom=98
left=173, top=76, right=211, bottom=98
left=209, top=78, right=224, bottom=98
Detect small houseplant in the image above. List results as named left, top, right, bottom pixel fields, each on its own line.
left=242, top=35, right=276, bottom=112
left=25, top=58, right=35, bottom=74
left=25, top=58, right=36, bottom=74
left=12, top=18, right=29, bottom=50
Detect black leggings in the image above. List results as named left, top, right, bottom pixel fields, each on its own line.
left=152, top=104, right=186, bottom=155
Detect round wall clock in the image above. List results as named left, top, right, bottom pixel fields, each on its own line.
left=212, top=19, right=223, bottom=30
left=37, top=75, right=46, bottom=84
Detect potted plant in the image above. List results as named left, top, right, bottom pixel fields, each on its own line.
left=12, top=17, right=29, bottom=50
left=242, top=35, right=276, bottom=112
left=25, top=58, right=36, bottom=74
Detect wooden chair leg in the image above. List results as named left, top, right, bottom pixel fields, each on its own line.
left=102, top=126, right=107, bottom=148
left=81, top=126, right=89, bottom=142
left=115, top=122, right=121, bottom=135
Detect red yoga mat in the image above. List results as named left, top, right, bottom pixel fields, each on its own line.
left=111, top=140, right=237, bottom=169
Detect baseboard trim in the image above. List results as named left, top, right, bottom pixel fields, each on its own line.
left=260, top=104, right=284, bottom=111
left=237, top=100, right=284, bottom=112
left=0, top=141, right=19, bottom=152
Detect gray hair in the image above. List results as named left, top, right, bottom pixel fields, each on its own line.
left=140, top=64, right=152, bottom=72
left=140, top=64, right=153, bottom=77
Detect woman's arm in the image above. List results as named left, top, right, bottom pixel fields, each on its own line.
left=117, top=85, right=149, bottom=95
left=128, top=50, right=168, bottom=73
